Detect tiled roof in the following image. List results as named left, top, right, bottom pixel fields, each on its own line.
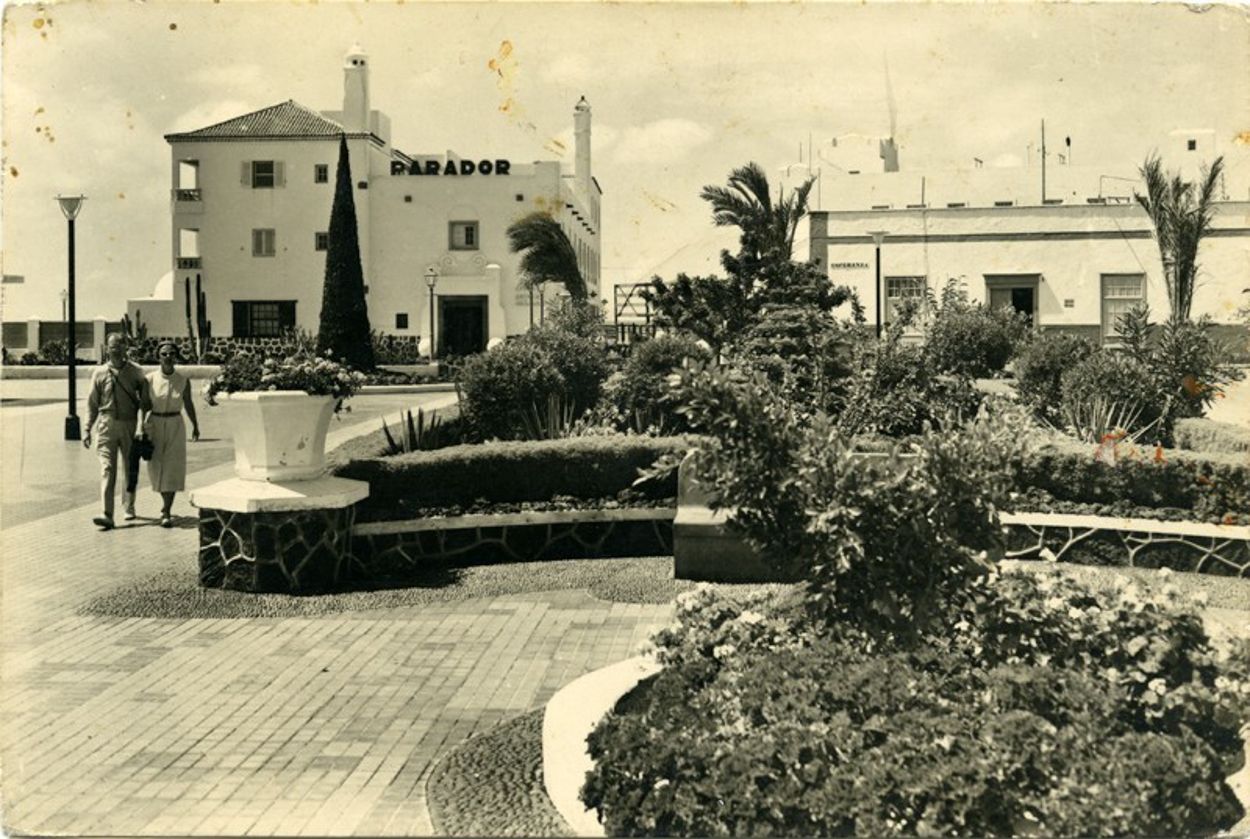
left=165, top=100, right=362, bottom=141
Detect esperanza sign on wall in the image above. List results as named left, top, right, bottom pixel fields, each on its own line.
left=391, top=159, right=511, bottom=176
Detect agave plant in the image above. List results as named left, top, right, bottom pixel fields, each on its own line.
left=381, top=407, right=456, bottom=454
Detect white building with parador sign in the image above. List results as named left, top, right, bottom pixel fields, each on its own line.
left=129, top=44, right=601, bottom=356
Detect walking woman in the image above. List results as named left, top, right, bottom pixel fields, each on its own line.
left=143, top=341, right=200, bottom=527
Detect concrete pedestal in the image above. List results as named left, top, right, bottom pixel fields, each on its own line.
left=191, top=476, right=369, bottom=593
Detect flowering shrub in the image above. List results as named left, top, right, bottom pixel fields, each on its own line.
left=203, top=350, right=365, bottom=411
left=583, top=578, right=1250, bottom=838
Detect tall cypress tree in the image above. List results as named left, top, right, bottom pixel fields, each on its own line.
left=317, top=134, right=375, bottom=370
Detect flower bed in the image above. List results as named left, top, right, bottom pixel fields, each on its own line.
left=581, top=582, right=1250, bottom=838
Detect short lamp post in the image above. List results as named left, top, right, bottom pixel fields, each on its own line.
left=60, top=288, right=68, bottom=322
left=57, top=194, right=86, bottom=441
left=424, top=266, right=438, bottom=361
left=867, top=230, right=888, bottom=339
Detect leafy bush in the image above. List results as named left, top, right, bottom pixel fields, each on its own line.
left=666, top=362, right=1019, bottom=634
left=730, top=305, right=854, bottom=414
left=836, top=339, right=982, bottom=438
left=583, top=579, right=1250, bottom=838
left=1147, top=317, right=1245, bottom=421
left=1059, top=349, right=1167, bottom=442
left=923, top=281, right=1030, bottom=377
left=1013, top=331, right=1099, bottom=425
left=334, top=434, right=687, bottom=521
left=37, top=340, right=70, bottom=365
left=19, top=351, right=40, bottom=366
left=456, top=323, right=609, bottom=441
left=1175, top=417, right=1250, bottom=454
left=602, top=334, right=712, bottom=434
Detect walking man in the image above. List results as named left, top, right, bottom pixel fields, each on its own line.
left=83, top=334, right=151, bottom=530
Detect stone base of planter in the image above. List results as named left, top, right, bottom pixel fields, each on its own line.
left=673, top=505, right=786, bottom=583
left=672, top=452, right=791, bottom=583
left=191, top=476, right=369, bottom=593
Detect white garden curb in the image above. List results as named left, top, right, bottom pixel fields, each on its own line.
left=542, top=655, right=662, bottom=837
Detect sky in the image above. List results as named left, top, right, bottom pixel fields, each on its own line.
left=1, top=0, right=1248, bottom=321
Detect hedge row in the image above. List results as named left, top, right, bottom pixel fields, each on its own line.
left=1174, top=417, right=1250, bottom=454
left=1015, top=438, right=1250, bottom=521
left=334, top=435, right=688, bottom=521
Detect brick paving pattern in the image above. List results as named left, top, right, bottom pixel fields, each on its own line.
left=1, top=398, right=672, bottom=836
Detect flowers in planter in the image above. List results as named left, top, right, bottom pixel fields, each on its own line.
left=203, top=350, right=366, bottom=411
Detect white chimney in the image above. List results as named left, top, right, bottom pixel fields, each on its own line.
left=343, top=43, right=370, bottom=133
left=574, top=96, right=592, bottom=199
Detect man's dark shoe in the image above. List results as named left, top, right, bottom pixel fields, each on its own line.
left=93, top=515, right=115, bottom=530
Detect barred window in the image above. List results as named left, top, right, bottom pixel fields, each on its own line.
left=885, top=276, right=926, bottom=324
left=1102, top=274, right=1145, bottom=338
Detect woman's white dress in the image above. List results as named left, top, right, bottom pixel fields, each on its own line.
left=145, top=370, right=188, bottom=492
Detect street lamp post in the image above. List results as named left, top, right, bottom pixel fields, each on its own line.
left=424, top=266, right=438, bottom=361
left=867, top=230, right=888, bottom=339
left=57, top=195, right=86, bottom=441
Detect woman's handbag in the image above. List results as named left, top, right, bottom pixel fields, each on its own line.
left=135, top=434, right=155, bottom=461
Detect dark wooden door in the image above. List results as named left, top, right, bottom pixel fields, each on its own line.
left=439, top=296, right=488, bottom=356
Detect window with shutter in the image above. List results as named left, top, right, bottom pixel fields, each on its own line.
left=250, top=161, right=276, bottom=189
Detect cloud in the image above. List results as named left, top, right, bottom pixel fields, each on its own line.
left=186, top=63, right=267, bottom=90
left=168, top=100, right=260, bottom=134
left=543, top=124, right=621, bottom=161
left=610, top=119, right=712, bottom=166
left=538, top=54, right=598, bottom=87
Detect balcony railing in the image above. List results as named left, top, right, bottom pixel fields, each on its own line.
left=173, top=188, right=202, bottom=201
left=176, top=257, right=202, bottom=270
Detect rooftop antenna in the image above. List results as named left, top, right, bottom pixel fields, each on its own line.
left=885, top=53, right=897, bottom=141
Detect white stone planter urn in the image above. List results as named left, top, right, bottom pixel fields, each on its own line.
left=222, top=392, right=336, bottom=482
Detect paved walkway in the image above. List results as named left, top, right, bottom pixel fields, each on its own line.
left=0, top=395, right=673, bottom=836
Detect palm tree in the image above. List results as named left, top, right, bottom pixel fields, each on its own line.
left=506, top=212, right=587, bottom=301
left=1135, top=155, right=1224, bottom=324
left=699, top=162, right=815, bottom=262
